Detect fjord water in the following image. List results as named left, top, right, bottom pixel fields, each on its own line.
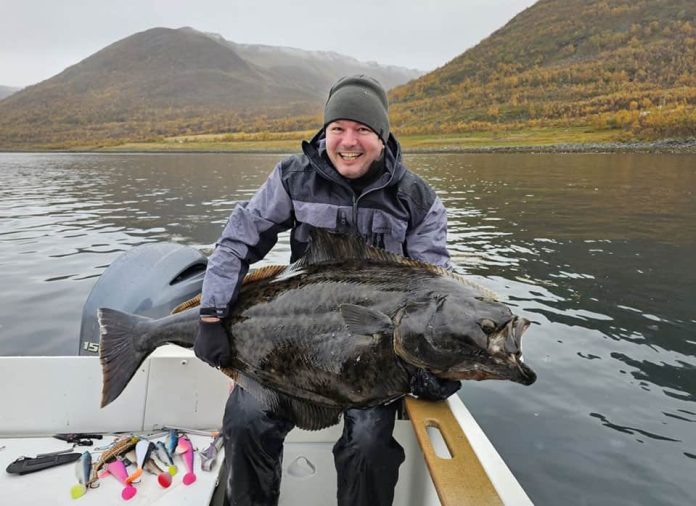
left=0, top=151, right=694, bottom=505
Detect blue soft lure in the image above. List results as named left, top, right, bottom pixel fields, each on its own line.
left=165, top=430, right=178, bottom=459
left=155, top=441, right=177, bottom=476
left=70, top=451, right=92, bottom=499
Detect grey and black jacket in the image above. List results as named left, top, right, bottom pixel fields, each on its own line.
left=200, top=129, right=450, bottom=318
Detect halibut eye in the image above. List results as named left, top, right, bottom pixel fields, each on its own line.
left=480, top=319, right=496, bottom=335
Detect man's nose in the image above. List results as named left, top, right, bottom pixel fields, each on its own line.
left=340, top=129, right=358, bottom=145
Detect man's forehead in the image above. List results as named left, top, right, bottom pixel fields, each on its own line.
left=327, top=119, right=372, bottom=129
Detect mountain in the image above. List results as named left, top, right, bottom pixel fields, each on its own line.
left=0, top=27, right=421, bottom=148
left=0, top=86, right=21, bottom=100
left=389, top=0, right=696, bottom=139
left=223, top=39, right=420, bottom=95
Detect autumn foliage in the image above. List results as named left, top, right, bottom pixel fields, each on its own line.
left=0, top=0, right=694, bottom=148
left=389, top=0, right=696, bottom=140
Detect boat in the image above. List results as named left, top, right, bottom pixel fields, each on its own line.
left=0, top=242, right=533, bottom=505
left=0, top=350, right=532, bottom=505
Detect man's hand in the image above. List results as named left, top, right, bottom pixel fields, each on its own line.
left=409, top=369, right=461, bottom=401
left=194, top=318, right=231, bottom=368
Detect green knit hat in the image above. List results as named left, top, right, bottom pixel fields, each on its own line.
left=323, top=75, right=390, bottom=144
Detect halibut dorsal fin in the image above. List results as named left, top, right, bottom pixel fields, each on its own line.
left=297, top=229, right=412, bottom=267
left=296, top=229, right=499, bottom=301
left=242, top=264, right=287, bottom=284
left=170, top=264, right=287, bottom=314
left=296, top=229, right=369, bottom=266
left=172, top=230, right=499, bottom=317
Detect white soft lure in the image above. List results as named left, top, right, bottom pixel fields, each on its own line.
left=126, top=440, right=153, bottom=483
left=70, top=451, right=92, bottom=499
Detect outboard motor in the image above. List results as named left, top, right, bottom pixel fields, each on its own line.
left=79, top=243, right=207, bottom=355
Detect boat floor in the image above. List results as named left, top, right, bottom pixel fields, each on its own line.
left=1, top=434, right=222, bottom=505
left=0, top=421, right=438, bottom=506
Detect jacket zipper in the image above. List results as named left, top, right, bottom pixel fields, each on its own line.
left=350, top=170, right=397, bottom=233
left=351, top=193, right=358, bottom=232
left=304, top=140, right=399, bottom=233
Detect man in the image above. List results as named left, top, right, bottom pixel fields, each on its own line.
left=194, top=75, right=460, bottom=506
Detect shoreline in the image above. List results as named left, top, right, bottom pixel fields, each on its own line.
left=2, top=138, right=695, bottom=155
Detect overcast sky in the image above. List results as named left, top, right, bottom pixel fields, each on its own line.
left=1, top=0, right=537, bottom=88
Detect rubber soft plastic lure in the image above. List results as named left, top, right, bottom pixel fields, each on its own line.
left=177, top=436, right=196, bottom=485
left=101, top=458, right=137, bottom=500
left=126, top=440, right=153, bottom=483
left=145, top=456, right=172, bottom=488
left=70, top=451, right=92, bottom=499
left=165, top=430, right=178, bottom=460
left=200, top=433, right=223, bottom=472
left=154, top=441, right=177, bottom=476
left=91, top=436, right=138, bottom=485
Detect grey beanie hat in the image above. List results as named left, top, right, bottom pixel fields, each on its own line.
left=323, top=74, right=390, bottom=144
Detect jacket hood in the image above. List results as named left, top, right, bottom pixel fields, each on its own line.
left=302, top=128, right=405, bottom=189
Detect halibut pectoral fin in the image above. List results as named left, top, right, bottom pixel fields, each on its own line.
left=339, top=304, right=394, bottom=336
left=235, top=374, right=342, bottom=431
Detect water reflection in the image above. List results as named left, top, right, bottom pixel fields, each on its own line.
left=412, top=153, right=696, bottom=505
left=1, top=151, right=695, bottom=505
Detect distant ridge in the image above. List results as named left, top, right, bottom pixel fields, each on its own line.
left=0, top=27, right=422, bottom=148
left=389, top=0, right=696, bottom=139
left=0, top=86, right=21, bottom=101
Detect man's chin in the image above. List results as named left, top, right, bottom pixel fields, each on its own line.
left=335, top=163, right=369, bottom=179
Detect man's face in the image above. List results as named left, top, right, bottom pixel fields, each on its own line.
left=325, top=120, right=384, bottom=179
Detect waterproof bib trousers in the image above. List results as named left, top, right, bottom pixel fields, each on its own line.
left=222, top=386, right=405, bottom=506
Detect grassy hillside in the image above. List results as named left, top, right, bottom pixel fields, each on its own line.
left=0, top=27, right=420, bottom=149
left=1, top=1, right=694, bottom=150
left=389, top=0, right=696, bottom=140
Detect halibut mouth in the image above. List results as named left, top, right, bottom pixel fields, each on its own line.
left=409, top=316, right=537, bottom=385
left=503, top=316, right=537, bottom=385
left=486, top=316, right=537, bottom=385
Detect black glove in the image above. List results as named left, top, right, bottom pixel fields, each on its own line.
left=194, top=320, right=231, bottom=368
left=410, top=369, right=461, bottom=401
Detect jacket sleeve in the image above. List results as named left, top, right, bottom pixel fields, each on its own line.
left=200, top=164, right=293, bottom=317
left=404, top=196, right=451, bottom=269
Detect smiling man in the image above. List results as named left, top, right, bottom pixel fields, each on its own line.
left=195, top=74, right=460, bottom=506
left=323, top=75, right=389, bottom=180
left=325, top=119, right=383, bottom=178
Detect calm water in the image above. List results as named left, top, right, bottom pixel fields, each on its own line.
left=1, top=151, right=694, bottom=505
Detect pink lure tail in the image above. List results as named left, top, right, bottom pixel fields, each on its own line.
left=177, top=436, right=197, bottom=485
left=105, top=460, right=137, bottom=500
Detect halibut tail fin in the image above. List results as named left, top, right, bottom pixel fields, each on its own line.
left=98, top=308, right=154, bottom=408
